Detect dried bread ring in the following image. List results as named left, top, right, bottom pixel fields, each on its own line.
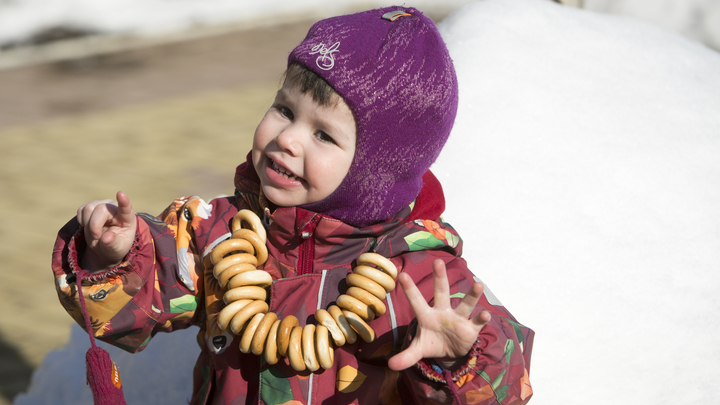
left=342, top=310, right=376, bottom=343
left=302, top=324, right=320, bottom=372
left=251, top=311, right=278, bottom=355
left=217, top=299, right=252, bottom=331
left=232, top=209, right=266, bottom=244
left=210, top=239, right=254, bottom=265
left=239, top=312, right=265, bottom=353
left=277, top=315, right=299, bottom=357
left=264, top=319, right=281, bottom=365
left=229, top=300, right=269, bottom=335
left=314, top=309, right=346, bottom=346
left=346, top=286, right=386, bottom=316
left=357, top=253, right=397, bottom=280
left=315, top=324, right=334, bottom=370
left=288, top=326, right=306, bottom=371
left=214, top=253, right=258, bottom=278
left=336, top=294, right=376, bottom=322
left=218, top=263, right=256, bottom=289
left=227, top=270, right=273, bottom=289
left=353, top=265, right=395, bottom=293
left=328, top=305, right=356, bottom=345
left=232, top=229, right=268, bottom=266
left=346, top=273, right=387, bottom=300
left=223, top=285, right=267, bottom=304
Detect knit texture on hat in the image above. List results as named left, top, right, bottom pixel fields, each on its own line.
left=290, top=6, right=458, bottom=228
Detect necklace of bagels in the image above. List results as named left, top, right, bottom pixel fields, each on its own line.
left=208, top=209, right=398, bottom=372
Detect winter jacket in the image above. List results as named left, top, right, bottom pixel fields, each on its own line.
left=52, top=158, right=534, bottom=404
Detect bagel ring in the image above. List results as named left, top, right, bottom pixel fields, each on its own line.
left=328, top=305, right=356, bottom=345
left=353, top=265, right=395, bottom=293
left=229, top=300, right=269, bottom=335
left=342, top=310, right=376, bottom=343
left=232, top=209, right=267, bottom=244
left=357, top=253, right=398, bottom=279
left=277, top=315, right=299, bottom=357
left=231, top=228, right=268, bottom=266
left=346, top=286, right=386, bottom=316
left=336, top=294, right=376, bottom=322
left=239, top=312, right=265, bottom=353
left=214, top=253, right=258, bottom=278
left=251, top=311, right=278, bottom=355
left=315, top=324, right=334, bottom=370
left=227, top=270, right=273, bottom=289
left=264, top=319, right=281, bottom=365
left=217, top=299, right=252, bottom=331
left=223, top=285, right=267, bottom=304
left=346, top=273, right=387, bottom=300
left=314, top=309, right=346, bottom=346
left=302, top=324, right=320, bottom=372
left=210, top=238, right=254, bottom=265
left=288, top=326, right=306, bottom=371
left=218, top=263, right=257, bottom=289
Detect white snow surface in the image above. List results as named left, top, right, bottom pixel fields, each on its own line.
left=0, top=0, right=474, bottom=46
left=15, top=0, right=720, bottom=404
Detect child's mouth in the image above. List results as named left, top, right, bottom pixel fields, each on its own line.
left=270, top=158, right=302, bottom=182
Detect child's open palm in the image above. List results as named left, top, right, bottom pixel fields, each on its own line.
left=76, top=191, right=137, bottom=272
left=388, top=259, right=491, bottom=371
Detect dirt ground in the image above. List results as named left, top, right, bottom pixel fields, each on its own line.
left=0, top=19, right=316, bottom=404
left=0, top=9, right=451, bottom=404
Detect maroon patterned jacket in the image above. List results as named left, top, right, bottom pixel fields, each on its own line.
left=52, top=158, right=534, bottom=404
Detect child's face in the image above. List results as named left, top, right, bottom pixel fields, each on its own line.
left=252, top=82, right=357, bottom=208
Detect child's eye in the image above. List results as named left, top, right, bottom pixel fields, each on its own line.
left=316, top=131, right=336, bottom=145
left=275, top=105, right=294, bottom=120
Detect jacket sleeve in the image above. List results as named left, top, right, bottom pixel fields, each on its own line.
left=394, top=252, right=534, bottom=405
left=51, top=196, right=212, bottom=353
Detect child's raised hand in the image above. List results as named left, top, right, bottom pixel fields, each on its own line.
left=388, top=259, right=491, bottom=371
left=76, top=191, right=137, bottom=272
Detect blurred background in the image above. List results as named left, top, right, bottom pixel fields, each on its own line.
left=0, top=0, right=718, bottom=403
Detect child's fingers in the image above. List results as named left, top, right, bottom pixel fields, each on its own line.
left=431, top=259, right=451, bottom=310
left=471, top=310, right=492, bottom=328
left=86, top=203, right=118, bottom=241
left=115, top=191, right=135, bottom=226
left=398, top=272, right=430, bottom=318
left=454, top=281, right=485, bottom=319
left=387, top=341, right=423, bottom=371
left=76, top=199, right=114, bottom=228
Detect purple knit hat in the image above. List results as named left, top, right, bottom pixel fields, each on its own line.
left=291, top=6, right=458, bottom=227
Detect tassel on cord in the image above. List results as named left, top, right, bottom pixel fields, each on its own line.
left=76, top=271, right=127, bottom=405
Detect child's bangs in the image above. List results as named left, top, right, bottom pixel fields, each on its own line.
left=284, top=62, right=340, bottom=107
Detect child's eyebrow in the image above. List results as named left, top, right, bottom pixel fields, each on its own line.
left=274, top=88, right=289, bottom=102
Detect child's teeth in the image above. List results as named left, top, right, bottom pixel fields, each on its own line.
left=272, top=160, right=299, bottom=180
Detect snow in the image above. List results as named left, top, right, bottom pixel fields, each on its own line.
left=0, top=0, right=474, bottom=47
left=14, top=0, right=720, bottom=404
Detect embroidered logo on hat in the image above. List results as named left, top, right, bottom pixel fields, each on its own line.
left=309, top=42, right=340, bottom=70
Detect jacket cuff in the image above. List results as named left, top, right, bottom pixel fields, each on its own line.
left=403, top=321, right=487, bottom=388
left=415, top=335, right=485, bottom=387
left=67, top=226, right=141, bottom=284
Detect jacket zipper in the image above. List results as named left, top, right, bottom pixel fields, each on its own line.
left=297, top=215, right=321, bottom=276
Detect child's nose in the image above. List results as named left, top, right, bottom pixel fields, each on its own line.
left=275, top=124, right=303, bottom=156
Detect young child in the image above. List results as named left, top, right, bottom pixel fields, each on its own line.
left=52, top=6, right=533, bottom=404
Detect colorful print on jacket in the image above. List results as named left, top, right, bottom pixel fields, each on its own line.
left=52, top=160, right=534, bottom=404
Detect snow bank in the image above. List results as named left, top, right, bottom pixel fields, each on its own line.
left=435, top=0, right=720, bottom=403
left=0, top=0, right=473, bottom=47
left=16, top=0, right=720, bottom=404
